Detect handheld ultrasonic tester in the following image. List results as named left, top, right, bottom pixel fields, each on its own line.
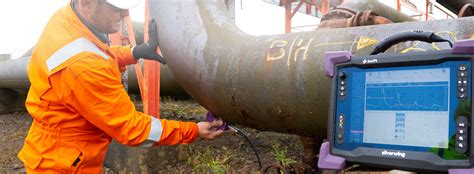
left=318, top=31, right=474, bottom=173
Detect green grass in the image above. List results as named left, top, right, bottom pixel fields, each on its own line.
left=186, top=146, right=232, bottom=174
left=271, top=144, right=295, bottom=167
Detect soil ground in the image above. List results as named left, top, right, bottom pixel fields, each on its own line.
left=0, top=98, right=312, bottom=173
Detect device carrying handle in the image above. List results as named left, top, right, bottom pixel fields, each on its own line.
left=370, top=30, right=453, bottom=55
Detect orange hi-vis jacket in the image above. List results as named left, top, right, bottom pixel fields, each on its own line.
left=18, top=4, right=198, bottom=173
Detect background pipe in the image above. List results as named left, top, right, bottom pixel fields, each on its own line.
left=150, top=0, right=474, bottom=137
left=437, top=0, right=474, bottom=16
left=318, top=10, right=394, bottom=29
left=0, top=24, right=188, bottom=98
left=127, top=63, right=188, bottom=97
left=0, top=56, right=188, bottom=97
left=0, top=56, right=30, bottom=90
left=458, top=3, right=474, bottom=17
left=324, top=0, right=415, bottom=23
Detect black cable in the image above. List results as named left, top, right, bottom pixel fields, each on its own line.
left=231, top=126, right=263, bottom=169
left=206, top=112, right=263, bottom=169
left=370, top=30, right=453, bottom=55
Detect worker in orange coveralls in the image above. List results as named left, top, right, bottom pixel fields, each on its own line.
left=18, top=0, right=225, bottom=173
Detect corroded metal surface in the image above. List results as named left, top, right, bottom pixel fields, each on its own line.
left=459, top=3, right=474, bottom=17
left=335, top=0, right=415, bottom=22
left=319, top=0, right=415, bottom=28
left=319, top=10, right=393, bottom=29
left=320, top=8, right=356, bottom=21
left=150, top=0, right=474, bottom=137
left=438, top=0, right=474, bottom=15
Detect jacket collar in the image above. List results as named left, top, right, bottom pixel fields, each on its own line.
left=70, top=2, right=110, bottom=45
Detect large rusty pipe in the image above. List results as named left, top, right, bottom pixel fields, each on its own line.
left=318, top=11, right=393, bottom=29
left=150, top=0, right=474, bottom=137
left=334, top=0, right=415, bottom=22
left=437, top=0, right=474, bottom=15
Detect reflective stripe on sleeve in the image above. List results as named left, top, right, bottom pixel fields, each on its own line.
left=139, top=116, right=163, bottom=147
left=46, top=38, right=108, bottom=72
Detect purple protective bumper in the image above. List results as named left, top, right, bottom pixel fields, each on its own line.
left=317, top=142, right=346, bottom=170
left=320, top=51, right=350, bottom=170
left=449, top=168, right=474, bottom=174
left=452, top=39, right=474, bottom=54
left=323, top=51, right=352, bottom=77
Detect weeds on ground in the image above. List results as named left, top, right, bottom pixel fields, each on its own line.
left=187, top=146, right=232, bottom=174
left=271, top=144, right=295, bottom=167
left=159, top=97, right=207, bottom=120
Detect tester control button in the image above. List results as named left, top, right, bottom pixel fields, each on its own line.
left=336, top=133, right=344, bottom=144
left=338, top=78, right=346, bottom=101
left=337, top=114, right=345, bottom=128
left=458, top=87, right=467, bottom=93
left=456, top=117, right=468, bottom=128
left=338, top=72, right=346, bottom=79
left=455, top=134, right=467, bottom=153
left=457, top=127, right=467, bottom=134
left=456, top=134, right=466, bottom=142
left=336, top=114, right=344, bottom=144
left=458, top=65, right=468, bottom=71
left=458, top=71, right=468, bottom=77
left=458, top=92, right=468, bottom=99
left=460, top=78, right=468, bottom=87
left=456, top=142, right=468, bottom=153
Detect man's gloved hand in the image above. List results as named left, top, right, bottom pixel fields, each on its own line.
left=132, top=18, right=166, bottom=64
left=197, top=119, right=225, bottom=140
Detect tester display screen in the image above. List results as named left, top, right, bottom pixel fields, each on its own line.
left=363, top=68, right=450, bottom=148
left=334, top=61, right=470, bottom=160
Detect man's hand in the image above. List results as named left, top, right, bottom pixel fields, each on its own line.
left=197, top=119, right=225, bottom=140
left=132, top=18, right=166, bottom=64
